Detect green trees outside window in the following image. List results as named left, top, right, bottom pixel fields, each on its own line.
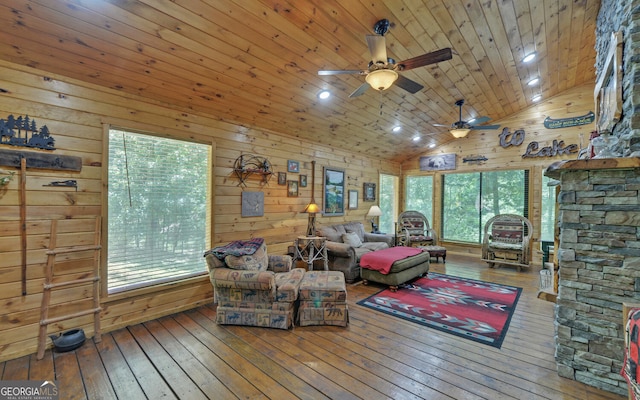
left=405, top=175, right=434, bottom=221
left=442, top=170, right=528, bottom=243
left=107, top=129, right=211, bottom=293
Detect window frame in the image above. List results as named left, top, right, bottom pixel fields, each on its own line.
left=439, top=168, right=530, bottom=245
left=101, top=124, right=215, bottom=299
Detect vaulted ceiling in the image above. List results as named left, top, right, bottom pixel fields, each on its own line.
left=0, top=0, right=599, bottom=163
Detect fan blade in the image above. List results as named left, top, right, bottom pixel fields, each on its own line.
left=398, top=48, right=453, bottom=71
left=470, top=124, right=501, bottom=130
left=318, top=70, right=365, bottom=76
left=469, top=116, right=491, bottom=125
left=394, top=74, right=424, bottom=94
left=366, top=35, right=388, bottom=64
left=349, top=82, right=370, bottom=98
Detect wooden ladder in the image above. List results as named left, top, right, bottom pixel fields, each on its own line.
left=37, top=217, right=102, bottom=360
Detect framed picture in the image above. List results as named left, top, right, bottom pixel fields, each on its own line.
left=287, top=180, right=298, bottom=197
left=278, top=172, right=286, bottom=185
left=419, top=153, right=457, bottom=171
left=363, top=182, right=376, bottom=202
left=241, top=191, right=264, bottom=217
left=595, top=31, right=623, bottom=134
left=348, top=190, right=358, bottom=209
left=323, top=167, right=345, bottom=216
left=299, top=174, right=307, bottom=187
left=287, top=160, right=300, bottom=173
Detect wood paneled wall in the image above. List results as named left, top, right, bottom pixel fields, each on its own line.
left=0, top=60, right=399, bottom=361
left=402, top=83, right=595, bottom=258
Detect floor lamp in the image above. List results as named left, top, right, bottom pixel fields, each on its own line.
left=303, top=160, right=319, bottom=236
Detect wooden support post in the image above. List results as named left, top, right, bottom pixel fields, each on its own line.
left=20, top=157, right=26, bottom=295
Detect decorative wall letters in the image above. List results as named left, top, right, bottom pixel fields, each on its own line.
left=498, top=128, right=525, bottom=148
left=498, top=127, right=579, bottom=159
left=522, top=140, right=579, bottom=158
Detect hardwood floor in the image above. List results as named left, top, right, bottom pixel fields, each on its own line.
left=0, top=254, right=627, bottom=399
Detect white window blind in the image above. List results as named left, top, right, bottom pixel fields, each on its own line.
left=107, top=129, right=211, bottom=293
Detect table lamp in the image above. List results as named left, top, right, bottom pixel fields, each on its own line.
left=303, top=202, right=320, bottom=236
left=367, top=205, right=382, bottom=233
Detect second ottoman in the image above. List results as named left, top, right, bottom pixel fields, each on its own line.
left=298, top=270, right=349, bottom=327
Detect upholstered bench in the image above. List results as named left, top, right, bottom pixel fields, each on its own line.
left=297, top=270, right=348, bottom=327
left=360, top=247, right=430, bottom=292
left=419, top=245, right=447, bottom=263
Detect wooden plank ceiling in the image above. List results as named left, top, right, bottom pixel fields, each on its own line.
left=0, top=0, right=599, bottom=162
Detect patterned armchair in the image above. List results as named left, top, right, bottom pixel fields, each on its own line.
left=204, top=239, right=305, bottom=329
left=396, top=210, right=438, bottom=247
left=481, top=214, right=533, bottom=271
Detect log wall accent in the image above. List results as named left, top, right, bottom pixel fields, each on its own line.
left=402, top=83, right=595, bottom=260
left=0, top=59, right=398, bottom=361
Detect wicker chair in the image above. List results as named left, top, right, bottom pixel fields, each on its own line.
left=395, top=210, right=438, bottom=247
left=481, top=214, right=533, bottom=271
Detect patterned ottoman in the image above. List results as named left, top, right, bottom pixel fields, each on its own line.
left=419, top=245, right=447, bottom=263
left=297, top=270, right=349, bottom=327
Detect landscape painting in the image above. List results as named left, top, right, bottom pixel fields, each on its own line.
left=323, top=167, right=345, bottom=216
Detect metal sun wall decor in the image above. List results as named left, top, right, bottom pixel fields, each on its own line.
left=0, top=115, right=55, bottom=150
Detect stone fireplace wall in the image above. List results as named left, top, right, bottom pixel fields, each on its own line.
left=549, top=0, right=640, bottom=396
left=548, top=161, right=640, bottom=396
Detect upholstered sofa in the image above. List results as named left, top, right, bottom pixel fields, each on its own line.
left=316, top=221, right=394, bottom=283
left=204, top=238, right=305, bottom=329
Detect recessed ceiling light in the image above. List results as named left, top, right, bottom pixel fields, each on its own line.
left=392, top=126, right=401, bottom=133
left=317, top=90, right=331, bottom=99
left=412, top=136, right=420, bottom=142
left=523, top=52, right=537, bottom=63
left=527, top=77, right=540, bottom=86
left=428, top=143, right=436, bottom=148
left=468, top=118, right=476, bottom=124
left=532, top=94, right=542, bottom=102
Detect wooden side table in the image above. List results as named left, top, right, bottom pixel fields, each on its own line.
left=293, top=236, right=328, bottom=271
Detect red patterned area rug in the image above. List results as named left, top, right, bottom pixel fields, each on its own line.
left=357, top=273, right=522, bottom=349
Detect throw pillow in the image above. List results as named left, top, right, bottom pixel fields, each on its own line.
left=342, top=232, right=363, bottom=247
left=224, top=242, right=269, bottom=270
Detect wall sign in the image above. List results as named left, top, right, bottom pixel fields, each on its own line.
left=522, top=140, right=579, bottom=158
left=498, top=128, right=525, bottom=148
left=543, top=111, right=595, bottom=129
left=419, top=153, right=456, bottom=171
left=498, top=127, right=579, bottom=158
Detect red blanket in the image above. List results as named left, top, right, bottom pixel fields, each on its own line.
left=360, top=247, right=423, bottom=275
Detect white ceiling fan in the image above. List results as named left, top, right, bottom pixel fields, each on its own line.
left=318, top=19, right=453, bottom=98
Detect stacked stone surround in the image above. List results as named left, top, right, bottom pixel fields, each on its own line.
left=547, top=162, right=640, bottom=396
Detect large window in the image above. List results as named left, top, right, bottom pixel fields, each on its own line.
left=107, top=128, right=211, bottom=293
left=378, top=174, right=399, bottom=234
left=540, top=174, right=557, bottom=242
left=405, top=175, right=433, bottom=220
left=442, top=170, right=528, bottom=243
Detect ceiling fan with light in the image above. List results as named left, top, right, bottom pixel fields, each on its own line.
left=318, top=19, right=453, bottom=98
left=434, top=99, right=501, bottom=138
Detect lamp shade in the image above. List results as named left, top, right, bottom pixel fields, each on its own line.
left=450, top=128, right=471, bottom=138
left=365, top=69, right=398, bottom=91
left=367, top=205, right=382, bottom=217
left=303, top=202, right=320, bottom=213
